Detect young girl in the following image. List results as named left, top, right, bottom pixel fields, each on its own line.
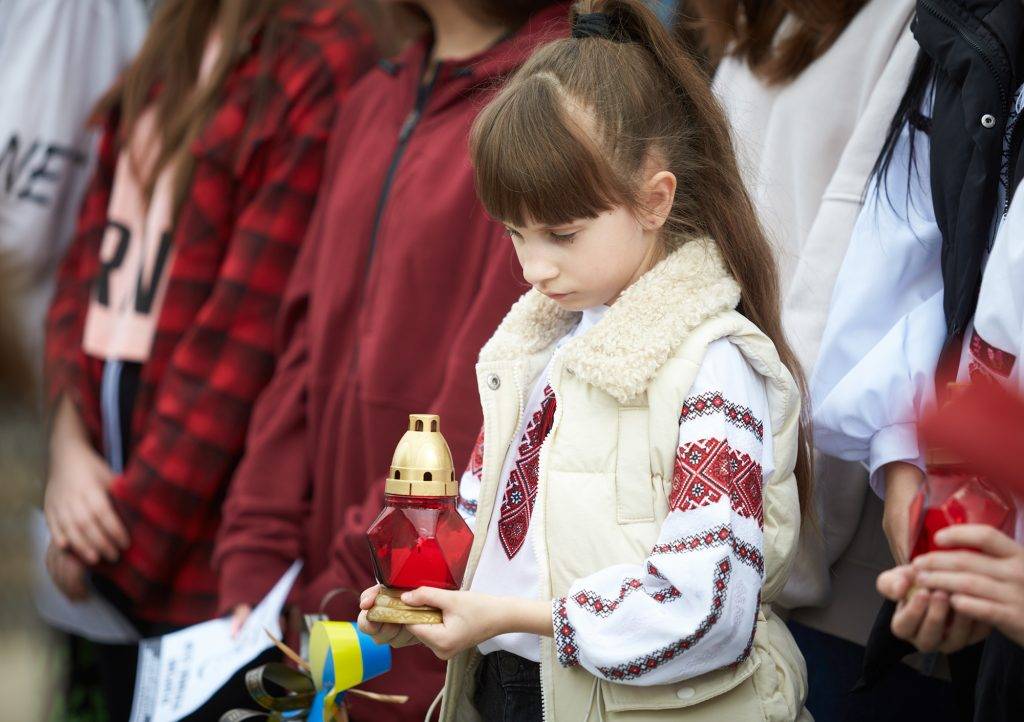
left=43, top=0, right=375, bottom=715
left=358, top=1, right=812, bottom=719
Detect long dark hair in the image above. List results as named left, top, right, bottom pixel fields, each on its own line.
left=470, top=0, right=814, bottom=518
left=869, top=49, right=936, bottom=202
left=91, top=0, right=293, bottom=211
left=686, top=0, right=868, bottom=84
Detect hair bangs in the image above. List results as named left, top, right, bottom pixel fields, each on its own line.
left=471, top=72, right=628, bottom=228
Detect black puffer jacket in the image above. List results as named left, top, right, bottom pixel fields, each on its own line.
left=914, top=0, right=1024, bottom=339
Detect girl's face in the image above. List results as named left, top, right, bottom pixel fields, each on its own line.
left=504, top=171, right=676, bottom=311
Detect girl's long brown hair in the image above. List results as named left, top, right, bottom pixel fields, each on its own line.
left=91, top=0, right=289, bottom=211
left=687, top=0, right=867, bottom=84
left=470, top=0, right=813, bottom=517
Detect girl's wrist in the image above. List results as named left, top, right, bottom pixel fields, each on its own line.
left=488, top=596, right=554, bottom=638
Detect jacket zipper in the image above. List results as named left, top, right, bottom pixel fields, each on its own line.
left=345, top=63, right=441, bottom=384
left=921, top=0, right=1009, bottom=110
left=363, top=63, right=441, bottom=280
left=533, top=362, right=565, bottom=722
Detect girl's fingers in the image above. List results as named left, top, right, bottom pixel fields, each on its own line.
left=230, top=605, right=252, bottom=638
left=877, top=566, right=914, bottom=600
left=914, top=550, right=1006, bottom=578
left=357, top=610, right=381, bottom=636
left=64, top=514, right=99, bottom=565
left=46, top=507, right=69, bottom=550
left=934, top=525, right=1018, bottom=558
left=891, top=589, right=929, bottom=641
left=913, top=591, right=950, bottom=652
left=359, top=585, right=380, bottom=609
left=90, top=494, right=130, bottom=550
left=81, top=507, right=120, bottom=562
left=401, top=587, right=451, bottom=609
left=391, top=628, right=420, bottom=648
left=916, top=571, right=1010, bottom=603
left=950, top=593, right=1009, bottom=629
left=939, top=611, right=973, bottom=654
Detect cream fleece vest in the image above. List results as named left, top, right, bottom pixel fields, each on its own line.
left=439, top=240, right=808, bottom=722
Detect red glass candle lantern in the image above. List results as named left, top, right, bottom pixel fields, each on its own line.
left=909, top=386, right=1014, bottom=560
left=366, top=414, right=473, bottom=624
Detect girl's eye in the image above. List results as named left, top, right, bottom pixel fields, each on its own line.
left=549, top=231, right=577, bottom=243
left=505, top=229, right=523, bottom=242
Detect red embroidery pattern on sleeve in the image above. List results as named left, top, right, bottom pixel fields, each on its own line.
left=679, top=392, right=764, bottom=441
left=571, top=578, right=682, bottom=618
left=596, top=558, right=732, bottom=681
left=670, top=437, right=764, bottom=525
left=498, top=385, right=557, bottom=559
left=969, top=330, right=1016, bottom=381
left=554, top=596, right=580, bottom=667
left=651, top=524, right=764, bottom=576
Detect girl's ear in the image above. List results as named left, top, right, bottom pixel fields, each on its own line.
left=638, top=170, right=677, bottom=231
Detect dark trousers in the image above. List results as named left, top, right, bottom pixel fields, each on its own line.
left=788, top=620, right=966, bottom=722
left=473, top=651, right=543, bottom=722
left=975, top=630, right=1024, bottom=722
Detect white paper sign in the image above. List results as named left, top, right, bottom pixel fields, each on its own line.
left=31, top=509, right=140, bottom=644
left=128, top=560, right=302, bottom=722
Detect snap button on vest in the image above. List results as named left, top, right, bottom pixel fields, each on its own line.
left=981, top=113, right=996, bottom=128
left=676, top=686, right=696, bottom=700
left=486, top=373, right=501, bottom=390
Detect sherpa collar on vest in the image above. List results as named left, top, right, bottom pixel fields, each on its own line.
left=479, top=238, right=741, bottom=403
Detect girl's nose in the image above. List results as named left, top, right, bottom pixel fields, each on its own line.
left=519, top=250, right=559, bottom=287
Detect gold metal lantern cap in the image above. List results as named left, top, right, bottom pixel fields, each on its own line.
left=384, top=414, right=457, bottom=497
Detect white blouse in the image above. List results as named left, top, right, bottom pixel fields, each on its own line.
left=812, top=84, right=1024, bottom=497
left=459, top=328, right=774, bottom=686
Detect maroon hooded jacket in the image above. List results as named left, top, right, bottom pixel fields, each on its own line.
left=214, top=5, right=569, bottom=718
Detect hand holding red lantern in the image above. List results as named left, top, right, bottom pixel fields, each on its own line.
left=878, top=383, right=1024, bottom=651
left=906, top=384, right=1015, bottom=562
left=359, top=413, right=556, bottom=661
left=364, top=414, right=474, bottom=625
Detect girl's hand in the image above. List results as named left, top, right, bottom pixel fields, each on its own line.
left=401, top=588, right=552, bottom=661
left=44, top=398, right=129, bottom=565
left=402, top=588, right=503, bottom=660
left=45, top=542, right=89, bottom=601
left=877, top=565, right=989, bottom=653
left=356, top=585, right=419, bottom=648
left=912, top=524, right=1024, bottom=647
left=882, top=461, right=925, bottom=564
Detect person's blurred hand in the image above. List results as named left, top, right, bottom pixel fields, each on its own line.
left=45, top=542, right=89, bottom=601
left=877, top=564, right=990, bottom=653
left=913, top=524, right=1024, bottom=647
left=356, top=585, right=419, bottom=648
left=44, top=398, right=128, bottom=565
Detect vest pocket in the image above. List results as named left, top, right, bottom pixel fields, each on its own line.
left=615, top=407, right=655, bottom=523
left=600, top=654, right=761, bottom=715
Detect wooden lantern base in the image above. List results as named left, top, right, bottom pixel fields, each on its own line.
left=367, top=587, right=443, bottom=624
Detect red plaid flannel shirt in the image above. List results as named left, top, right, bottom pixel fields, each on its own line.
left=44, top=2, right=376, bottom=625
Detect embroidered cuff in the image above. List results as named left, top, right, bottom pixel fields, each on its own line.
left=552, top=597, right=580, bottom=668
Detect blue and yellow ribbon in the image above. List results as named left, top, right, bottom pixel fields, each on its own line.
left=220, top=621, right=405, bottom=722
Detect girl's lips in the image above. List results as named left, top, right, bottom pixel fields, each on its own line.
left=544, top=291, right=571, bottom=300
